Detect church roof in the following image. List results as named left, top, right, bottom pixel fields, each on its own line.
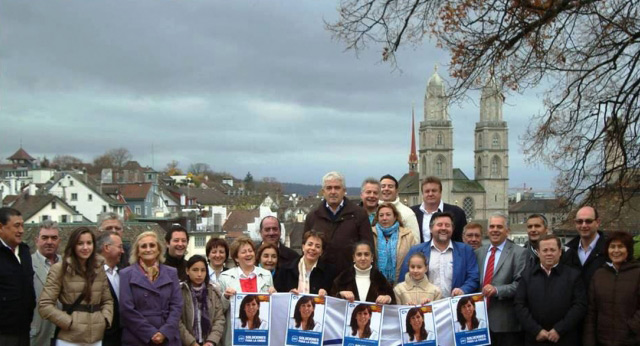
left=398, top=172, right=420, bottom=195
left=8, top=148, right=35, bottom=161
left=451, top=169, right=486, bottom=193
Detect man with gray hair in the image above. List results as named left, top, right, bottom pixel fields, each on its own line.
left=96, top=232, right=124, bottom=346
left=359, top=178, right=380, bottom=224
left=97, top=212, right=130, bottom=268
left=304, top=171, right=373, bottom=274
left=30, top=220, right=61, bottom=346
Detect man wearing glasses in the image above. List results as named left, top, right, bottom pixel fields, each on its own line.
left=97, top=212, right=130, bottom=268
left=565, top=206, right=607, bottom=290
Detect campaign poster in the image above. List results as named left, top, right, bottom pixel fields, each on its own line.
left=231, top=293, right=271, bottom=346
left=342, top=301, right=383, bottom=346
left=449, top=294, right=491, bottom=346
left=398, top=305, right=437, bottom=345
left=284, top=294, right=326, bottom=346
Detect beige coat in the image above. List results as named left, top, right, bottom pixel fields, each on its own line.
left=38, top=257, right=114, bottom=344
left=372, top=225, right=417, bottom=283
left=179, top=282, right=226, bottom=346
left=394, top=273, right=442, bottom=305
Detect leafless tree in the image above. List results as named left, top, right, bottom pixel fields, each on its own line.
left=327, top=0, right=640, bottom=206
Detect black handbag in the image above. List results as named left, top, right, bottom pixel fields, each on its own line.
left=50, top=292, right=85, bottom=346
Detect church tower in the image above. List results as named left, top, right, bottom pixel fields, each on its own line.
left=475, top=77, right=509, bottom=215
left=419, top=66, right=453, bottom=201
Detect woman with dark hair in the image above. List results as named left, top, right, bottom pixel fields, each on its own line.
left=290, top=296, right=322, bottom=332
left=275, top=231, right=335, bottom=296
left=372, top=203, right=416, bottom=285
left=257, top=243, right=279, bottom=276
left=179, top=255, right=225, bottom=346
left=39, top=227, right=113, bottom=345
left=403, top=307, right=435, bottom=343
left=349, top=304, right=377, bottom=339
left=205, top=238, right=229, bottom=286
left=330, top=242, right=395, bottom=304
left=584, top=231, right=640, bottom=346
left=235, top=295, right=267, bottom=330
left=119, top=231, right=183, bottom=345
left=454, top=296, right=486, bottom=332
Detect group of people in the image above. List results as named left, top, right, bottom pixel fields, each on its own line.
left=0, top=170, right=638, bottom=346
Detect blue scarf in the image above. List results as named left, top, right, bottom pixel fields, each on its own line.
left=376, top=221, right=399, bottom=284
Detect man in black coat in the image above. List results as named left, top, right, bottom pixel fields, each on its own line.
left=514, top=234, right=586, bottom=345
left=563, top=206, right=607, bottom=290
left=0, top=207, right=36, bottom=346
left=96, top=232, right=124, bottom=346
left=411, top=176, right=467, bottom=243
left=256, top=216, right=299, bottom=268
left=164, top=224, right=189, bottom=282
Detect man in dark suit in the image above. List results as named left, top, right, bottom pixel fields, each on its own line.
left=96, top=232, right=125, bottom=346
left=411, top=176, right=467, bottom=243
left=564, top=206, right=607, bottom=290
left=476, top=213, right=526, bottom=346
left=256, top=216, right=299, bottom=268
left=0, top=207, right=35, bottom=346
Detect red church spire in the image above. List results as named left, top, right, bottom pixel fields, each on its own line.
left=409, top=105, right=418, bottom=175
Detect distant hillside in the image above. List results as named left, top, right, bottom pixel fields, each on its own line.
left=281, top=183, right=360, bottom=197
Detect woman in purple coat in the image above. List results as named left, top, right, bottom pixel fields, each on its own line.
left=120, top=231, right=183, bottom=345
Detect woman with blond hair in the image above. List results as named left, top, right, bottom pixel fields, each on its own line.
left=119, top=231, right=183, bottom=345
left=39, top=226, right=113, bottom=346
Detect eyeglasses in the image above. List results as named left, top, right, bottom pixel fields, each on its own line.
left=574, top=219, right=595, bottom=225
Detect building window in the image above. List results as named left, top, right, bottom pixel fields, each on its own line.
left=491, top=156, right=501, bottom=177
left=492, top=133, right=500, bottom=148
left=69, top=180, right=74, bottom=186
left=435, top=158, right=443, bottom=176
left=71, top=193, right=78, bottom=201
left=51, top=201, right=57, bottom=209
left=462, top=197, right=475, bottom=220
left=195, top=236, right=206, bottom=248
left=103, top=205, right=107, bottom=212
left=437, top=132, right=443, bottom=146
left=478, top=133, right=483, bottom=149
left=135, top=206, right=142, bottom=215
left=88, top=194, right=93, bottom=201
left=476, top=157, right=482, bottom=177
left=41, top=215, right=49, bottom=221
left=60, top=215, right=68, bottom=223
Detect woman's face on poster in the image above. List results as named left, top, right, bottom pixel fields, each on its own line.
left=299, top=300, right=314, bottom=320
left=410, top=311, right=424, bottom=331
left=356, top=308, right=371, bottom=328
left=244, top=299, right=259, bottom=319
left=461, top=300, right=475, bottom=321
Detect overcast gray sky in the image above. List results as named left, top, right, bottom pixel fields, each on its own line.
left=0, top=0, right=555, bottom=191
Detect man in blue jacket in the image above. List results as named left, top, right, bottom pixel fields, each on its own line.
left=398, top=211, right=479, bottom=297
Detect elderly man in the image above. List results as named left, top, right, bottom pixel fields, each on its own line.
left=304, top=171, right=373, bottom=275
left=96, top=232, right=125, bottom=346
left=359, top=178, right=380, bottom=224
left=515, top=234, right=586, bottom=345
left=0, top=208, right=35, bottom=346
left=463, top=222, right=483, bottom=250
left=379, top=174, right=420, bottom=242
left=257, top=216, right=298, bottom=268
left=97, top=212, right=130, bottom=268
left=164, top=224, right=189, bottom=282
left=398, top=212, right=479, bottom=297
left=30, top=220, right=62, bottom=346
left=564, top=206, right=607, bottom=289
left=476, top=214, right=526, bottom=346
left=411, top=176, right=467, bottom=243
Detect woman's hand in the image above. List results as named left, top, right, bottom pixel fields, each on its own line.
left=339, top=291, right=355, bottom=302
left=375, top=295, right=392, bottom=304
left=318, top=289, right=327, bottom=297
left=151, top=332, right=165, bottom=344
left=290, top=288, right=299, bottom=295
left=268, top=286, right=277, bottom=294
left=224, top=287, right=236, bottom=299
left=421, top=297, right=432, bottom=305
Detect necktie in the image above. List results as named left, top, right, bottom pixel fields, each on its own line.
left=483, top=247, right=497, bottom=288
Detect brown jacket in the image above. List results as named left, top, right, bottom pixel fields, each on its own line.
left=372, top=225, right=417, bottom=283
left=393, top=273, right=442, bottom=305
left=304, top=197, right=373, bottom=275
left=584, top=261, right=640, bottom=346
left=38, top=258, right=114, bottom=344
left=179, top=282, right=225, bottom=346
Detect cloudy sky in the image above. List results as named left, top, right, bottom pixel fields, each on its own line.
left=0, top=0, right=555, bottom=191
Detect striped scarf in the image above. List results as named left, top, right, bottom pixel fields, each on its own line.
left=376, top=221, right=399, bottom=284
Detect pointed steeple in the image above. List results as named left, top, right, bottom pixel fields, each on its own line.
left=409, top=104, right=418, bottom=175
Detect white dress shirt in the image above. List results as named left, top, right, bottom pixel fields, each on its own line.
left=104, top=264, right=120, bottom=300
left=428, top=241, right=454, bottom=297
left=578, top=232, right=600, bottom=265
left=419, top=200, right=444, bottom=242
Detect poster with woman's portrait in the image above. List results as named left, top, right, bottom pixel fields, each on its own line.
left=449, top=294, right=491, bottom=346
left=231, top=294, right=271, bottom=346
left=342, top=301, right=383, bottom=346
left=285, top=294, right=326, bottom=346
left=398, top=305, right=437, bottom=345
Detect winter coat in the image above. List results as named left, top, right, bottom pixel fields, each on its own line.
left=119, top=263, right=183, bottom=346
left=38, top=257, right=114, bottom=344
left=393, top=273, right=442, bottom=305
left=274, top=256, right=335, bottom=294
left=330, top=265, right=396, bottom=304
left=0, top=242, right=35, bottom=336
left=565, top=231, right=608, bottom=290
left=179, top=282, right=225, bottom=346
left=584, top=261, right=640, bottom=346
left=303, top=197, right=373, bottom=275
left=372, top=225, right=417, bottom=283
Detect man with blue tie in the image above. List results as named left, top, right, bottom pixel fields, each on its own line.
left=476, top=213, right=526, bottom=346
